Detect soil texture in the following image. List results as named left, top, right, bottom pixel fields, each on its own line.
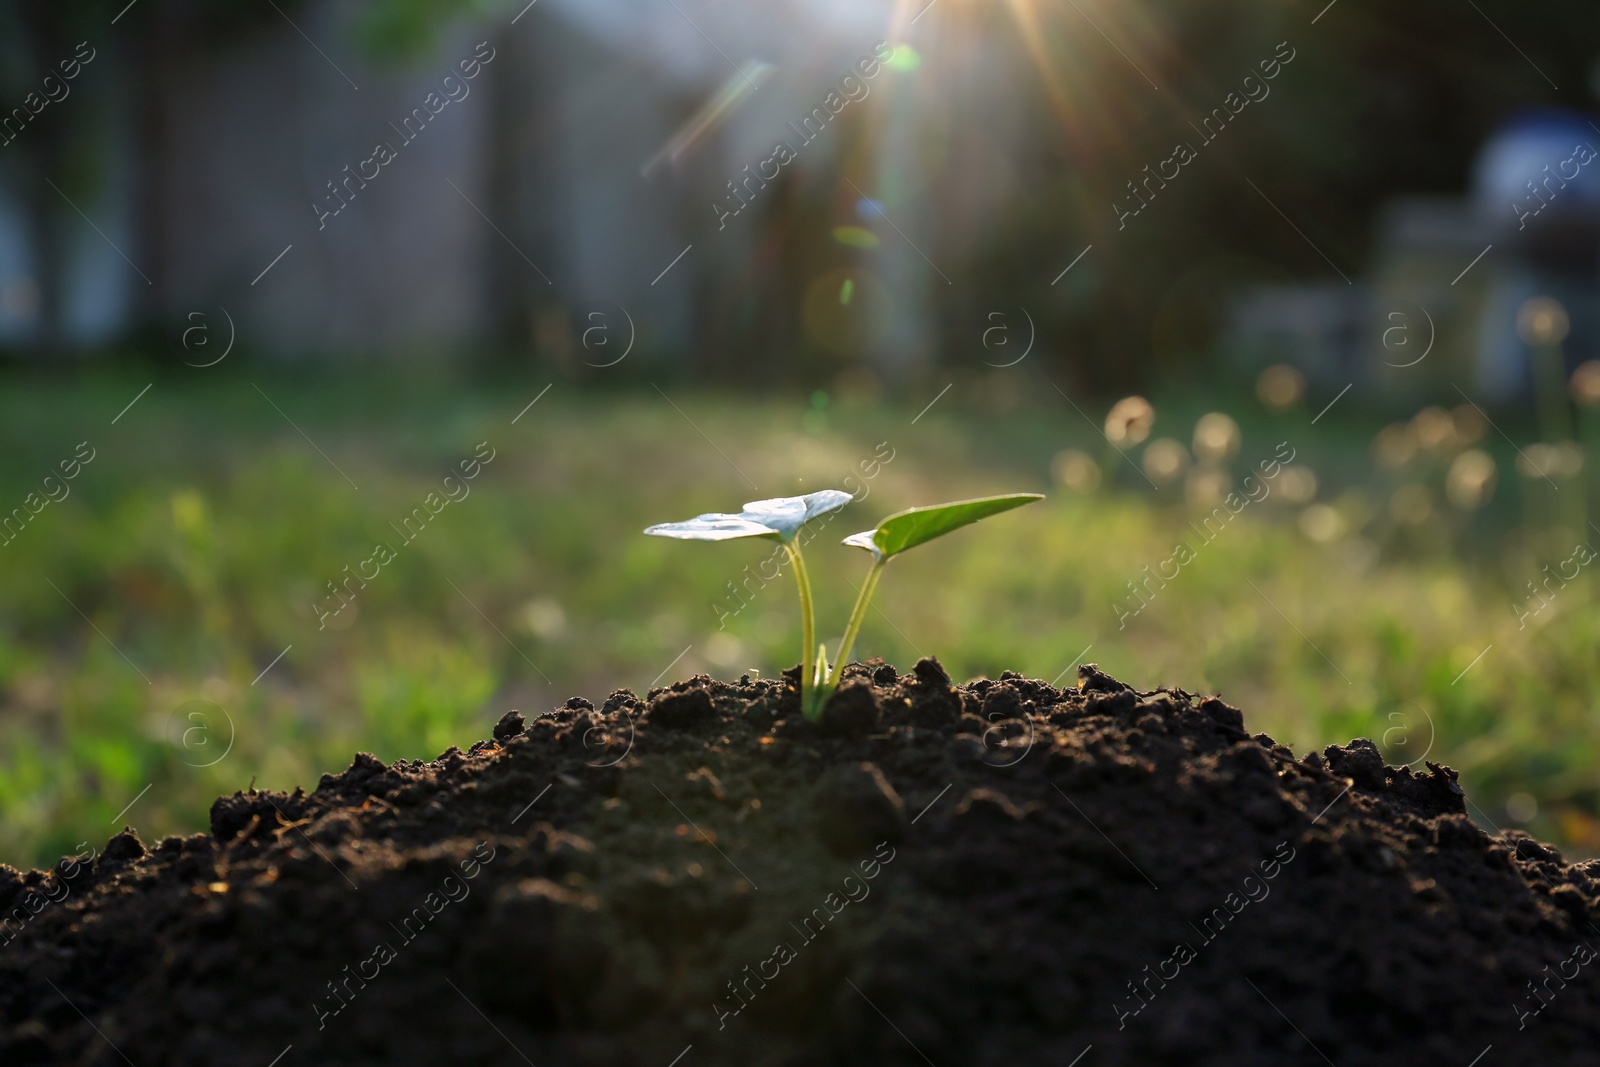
left=3, top=660, right=1598, bottom=1066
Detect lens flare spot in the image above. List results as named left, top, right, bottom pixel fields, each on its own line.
left=832, top=226, right=879, bottom=249
left=802, top=268, right=890, bottom=356
left=886, top=45, right=921, bottom=72
left=855, top=198, right=885, bottom=220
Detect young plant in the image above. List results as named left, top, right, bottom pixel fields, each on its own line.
left=825, top=493, right=1043, bottom=712
left=644, top=489, right=1042, bottom=719
left=644, top=490, right=852, bottom=711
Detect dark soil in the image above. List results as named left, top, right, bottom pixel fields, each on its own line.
left=4, top=660, right=1599, bottom=1066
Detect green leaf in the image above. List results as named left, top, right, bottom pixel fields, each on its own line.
left=645, top=489, right=852, bottom=544
left=843, top=493, right=1043, bottom=560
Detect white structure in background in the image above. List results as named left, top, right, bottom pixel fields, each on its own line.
left=1230, top=110, right=1600, bottom=399
left=0, top=0, right=999, bottom=372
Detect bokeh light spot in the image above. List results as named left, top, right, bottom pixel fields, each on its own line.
left=855, top=198, right=885, bottom=221
left=886, top=45, right=920, bottom=72
left=1256, top=364, right=1306, bottom=412
left=802, top=268, right=890, bottom=356
left=832, top=226, right=879, bottom=249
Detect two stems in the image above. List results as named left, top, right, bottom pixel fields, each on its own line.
left=787, top=541, right=886, bottom=718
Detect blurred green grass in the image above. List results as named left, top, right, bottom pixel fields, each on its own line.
left=2, top=369, right=1598, bottom=869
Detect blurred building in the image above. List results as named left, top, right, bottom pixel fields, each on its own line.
left=0, top=3, right=703, bottom=357
left=0, top=0, right=981, bottom=374
left=1230, top=110, right=1600, bottom=399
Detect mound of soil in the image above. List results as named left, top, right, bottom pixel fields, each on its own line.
left=4, top=661, right=1599, bottom=1066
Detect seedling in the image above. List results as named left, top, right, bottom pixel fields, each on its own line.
left=829, top=494, right=1042, bottom=706
left=645, top=491, right=853, bottom=712
left=644, top=490, right=1042, bottom=718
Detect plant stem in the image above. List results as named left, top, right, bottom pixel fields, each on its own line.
left=827, top=557, right=885, bottom=689
left=783, top=542, right=816, bottom=711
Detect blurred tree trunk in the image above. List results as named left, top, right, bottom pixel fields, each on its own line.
left=17, top=132, right=69, bottom=352
left=3, top=4, right=77, bottom=354
left=126, top=4, right=182, bottom=335
left=485, top=19, right=525, bottom=351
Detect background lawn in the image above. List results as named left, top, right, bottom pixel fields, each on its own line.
left=2, top=366, right=1597, bottom=868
